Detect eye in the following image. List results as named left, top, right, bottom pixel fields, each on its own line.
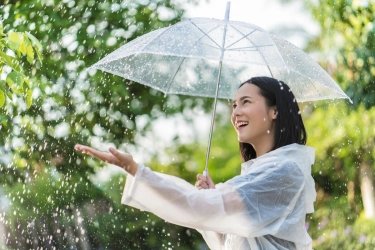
left=243, top=99, right=250, bottom=104
left=232, top=103, right=237, bottom=109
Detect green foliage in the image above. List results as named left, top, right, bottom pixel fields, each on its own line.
left=306, top=0, right=375, bottom=108
left=0, top=22, right=42, bottom=108
left=306, top=103, right=375, bottom=179
left=310, top=215, right=375, bottom=249
left=3, top=170, right=204, bottom=249
left=300, top=0, right=375, bottom=247
left=0, top=0, right=207, bottom=182
left=303, top=102, right=375, bottom=247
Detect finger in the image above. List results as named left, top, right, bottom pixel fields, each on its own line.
left=108, top=147, right=128, bottom=164
left=108, top=147, right=132, bottom=159
left=196, top=180, right=208, bottom=189
left=74, top=144, right=90, bottom=152
left=75, top=145, right=98, bottom=157
left=200, top=172, right=215, bottom=189
left=196, top=174, right=207, bottom=182
left=206, top=174, right=215, bottom=189
left=76, top=145, right=119, bottom=165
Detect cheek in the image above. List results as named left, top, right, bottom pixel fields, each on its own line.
left=230, top=114, right=235, bottom=126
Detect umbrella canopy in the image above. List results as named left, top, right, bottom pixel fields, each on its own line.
left=90, top=2, right=350, bottom=175
left=91, top=18, right=350, bottom=103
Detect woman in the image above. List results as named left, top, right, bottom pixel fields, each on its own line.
left=75, top=76, right=316, bottom=250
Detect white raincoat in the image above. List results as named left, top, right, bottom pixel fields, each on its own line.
left=121, top=143, right=316, bottom=249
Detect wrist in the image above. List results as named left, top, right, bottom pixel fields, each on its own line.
left=124, top=160, right=138, bottom=176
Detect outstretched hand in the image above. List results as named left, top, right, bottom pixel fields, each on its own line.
left=195, top=172, right=215, bottom=190
left=74, top=144, right=138, bottom=176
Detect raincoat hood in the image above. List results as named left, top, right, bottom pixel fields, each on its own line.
left=241, top=143, right=316, bottom=213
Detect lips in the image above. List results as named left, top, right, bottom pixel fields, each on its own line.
left=235, top=121, right=249, bottom=129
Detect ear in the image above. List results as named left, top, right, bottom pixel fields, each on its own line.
left=269, top=106, right=277, bottom=120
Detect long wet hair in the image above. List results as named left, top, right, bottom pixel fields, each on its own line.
left=238, top=76, right=307, bottom=162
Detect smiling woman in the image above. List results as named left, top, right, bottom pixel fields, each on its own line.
left=75, top=76, right=316, bottom=250
left=231, top=83, right=277, bottom=157
left=233, top=77, right=307, bottom=161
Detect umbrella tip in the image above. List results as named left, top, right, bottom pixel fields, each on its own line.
left=225, top=1, right=231, bottom=21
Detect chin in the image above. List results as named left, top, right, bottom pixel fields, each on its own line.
left=237, top=137, right=250, bottom=144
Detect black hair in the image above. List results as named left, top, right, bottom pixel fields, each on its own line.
left=238, top=76, right=307, bottom=162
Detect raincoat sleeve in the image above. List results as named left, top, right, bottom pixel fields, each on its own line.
left=121, top=161, right=307, bottom=245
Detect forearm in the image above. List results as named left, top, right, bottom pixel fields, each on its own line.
left=122, top=165, right=249, bottom=234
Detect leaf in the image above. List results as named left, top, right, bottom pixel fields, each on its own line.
left=26, top=44, right=34, bottom=64
left=0, top=23, right=4, bottom=37
left=25, top=32, right=42, bottom=64
left=0, top=80, right=11, bottom=99
left=22, top=34, right=34, bottom=64
left=0, top=114, right=8, bottom=124
left=25, top=32, right=42, bottom=51
left=24, top=78, right=31, bottom=88
left=26, top=89, right=32, bottom=108
left=0, top=38, right=6, bottom=50
left=0, top=51, right=21, bottom=72
left=0, top=80, right=6, bottom=91
left=19, top=40, right=27, bottom=54
left=22, top=80, right=30, bottom=92
left=4, top=89, right=13, bottom=100
left=0, top=90, right=5, bottom=107
left=6, top=71, right=24, bottom=91
left=8, top=32, right=23, bottom=51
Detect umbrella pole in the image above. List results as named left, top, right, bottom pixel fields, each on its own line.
left=203, top=61, right=223, bottom=177
left=203, top=1, right=231, bottom=177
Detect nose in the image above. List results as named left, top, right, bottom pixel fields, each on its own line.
left=232, top=105, right=241, bottom=116
left=231, top=106, right=241, bottom=123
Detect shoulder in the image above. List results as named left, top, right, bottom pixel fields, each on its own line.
left=277, top=158, right=305, bottom=177
left=248, top=156, right=304, bottom=177
left=233, top=158, right=304, bottom=188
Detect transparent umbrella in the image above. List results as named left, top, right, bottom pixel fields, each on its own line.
left=90, top=2, right=350, bottom=176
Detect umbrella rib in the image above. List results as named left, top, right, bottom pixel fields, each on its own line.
left=165, top=21, right=228, bottom=92
left=165, top=22, right=225, bottom=94
left=234, top=30, right=274, bottom=77
left=225, top=26, right=260, bottom=50
left=140, top=27, right=175, bottom=53
left=165, top=22, right=228, bottom=93
left=292, top=69, right=322, bottom=97
left=199, top=42, right=225, bottom=50
left=225, top=44, right=274, bottom=51
left=228, top=26, right=288, bottom=76
left=189, top=20, right=223, bottom=49
left=224, top=28, right=257, bottom=50
left=165, top=56, right=187, bottom=93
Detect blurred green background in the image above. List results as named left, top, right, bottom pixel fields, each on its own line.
left=0, top=0, right=374, bottom=249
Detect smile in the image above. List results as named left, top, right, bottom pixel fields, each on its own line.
left=236, top=121, right=249, bottom=129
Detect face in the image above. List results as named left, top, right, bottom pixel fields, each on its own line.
left=231, top=83, right=277, bottom=146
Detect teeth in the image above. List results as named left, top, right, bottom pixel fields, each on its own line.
left=236, top=121, right=248, bottom=128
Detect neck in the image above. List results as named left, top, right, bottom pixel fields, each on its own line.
left=252, top=135, right=275, bottom=157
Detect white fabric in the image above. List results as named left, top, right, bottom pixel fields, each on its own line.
left=121, top=143, right=316, bottom=250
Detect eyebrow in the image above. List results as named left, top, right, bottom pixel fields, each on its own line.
left=232, top=95, right=252, bottom=103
